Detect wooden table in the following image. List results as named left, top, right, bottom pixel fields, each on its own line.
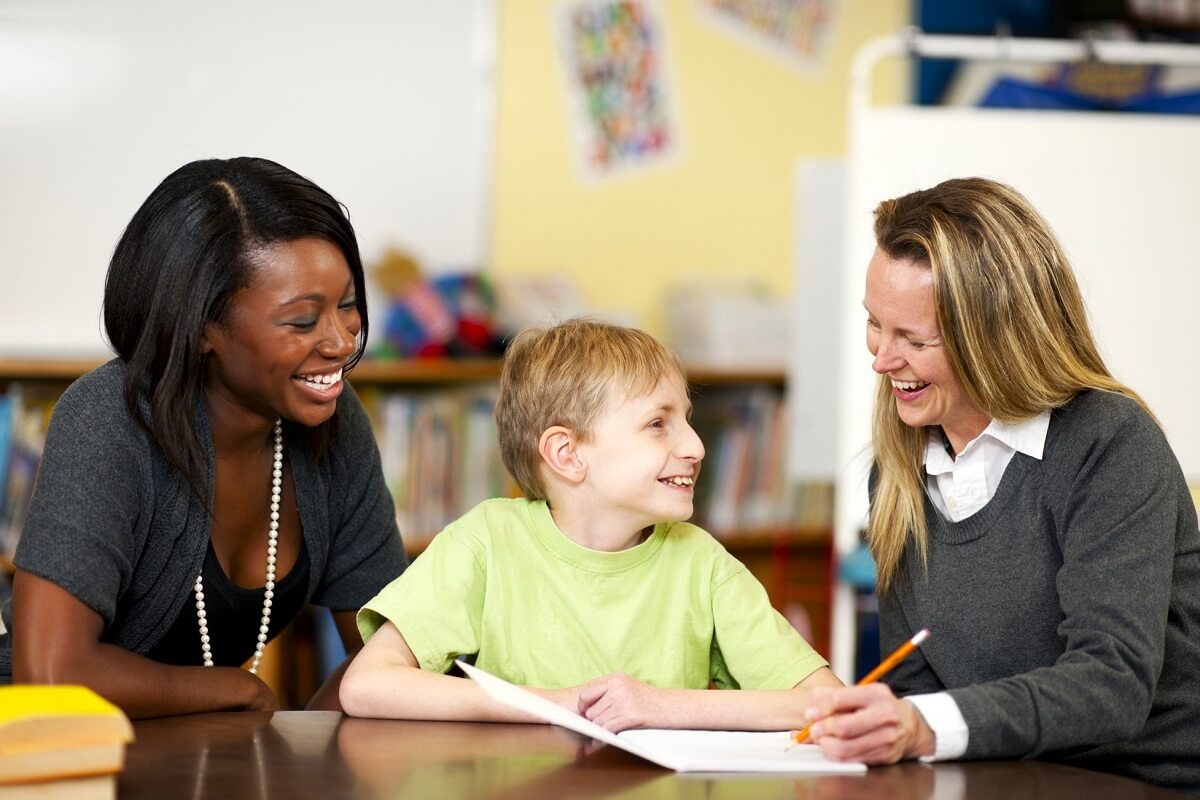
left=110, top=711, right=1187, bottom=799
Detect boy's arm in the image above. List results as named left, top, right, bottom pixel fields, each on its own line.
left=305, top=610, right=367, bottom=711
left=339, top=621, right=581, bottom=721
left=577, top=665, right=843, bottom=732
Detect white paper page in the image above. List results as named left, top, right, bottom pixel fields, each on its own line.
left=457, top=661, right=866, bottom=774
left=619, top=729, right=866, bottom=773
left=456, top=661, right=658, bottom=763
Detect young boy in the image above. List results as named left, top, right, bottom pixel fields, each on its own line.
left=340, top=319, right=840, bottom=730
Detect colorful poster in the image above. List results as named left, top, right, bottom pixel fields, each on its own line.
left=699, top=0, right=836, bottom=70
left=556, top=0, right=680, bottom=179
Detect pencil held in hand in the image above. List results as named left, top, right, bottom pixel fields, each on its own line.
left=791, top=628, right=931, bottom=745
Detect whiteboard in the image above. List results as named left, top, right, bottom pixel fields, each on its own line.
left=837, top=106, right=1200, bottom=502
left=0, top=0, right=494, bottom=356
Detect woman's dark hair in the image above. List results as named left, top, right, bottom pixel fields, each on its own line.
left=103, top=156, right=369, bottom=495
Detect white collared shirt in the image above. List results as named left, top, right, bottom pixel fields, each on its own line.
left=923, top=412, right=1051, bottom=522
left=906, top=411, right=1051, bottom=760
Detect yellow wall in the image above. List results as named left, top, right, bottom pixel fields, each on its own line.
left=491, top=0, right=907, bottom=335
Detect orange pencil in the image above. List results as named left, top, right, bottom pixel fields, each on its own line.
left=791, top=628, right=931, bottom=745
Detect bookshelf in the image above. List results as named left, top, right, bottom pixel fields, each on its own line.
left=0, top=356, right=834, bottom=702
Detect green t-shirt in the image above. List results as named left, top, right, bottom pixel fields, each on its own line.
left=359, top=498, right=826, bottom=690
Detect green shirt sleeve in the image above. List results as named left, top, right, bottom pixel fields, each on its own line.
left=709, top=554, right=828, bottom=690
left=357, top=523, right=486, bottom=674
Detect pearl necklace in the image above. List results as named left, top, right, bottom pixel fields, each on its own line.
left=193, top=419, right=283, bottom=674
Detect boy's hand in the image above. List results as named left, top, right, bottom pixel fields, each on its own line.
left=577, top=673, right=669, bottom=731
left=529, top=685, right=584, bottom=716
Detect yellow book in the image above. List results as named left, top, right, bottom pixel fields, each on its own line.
left=0, top=774, right=115, bottom=800
left=0, top=686, right=134, bottom=786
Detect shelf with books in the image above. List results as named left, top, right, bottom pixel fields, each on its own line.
left=355, top=378, right=512, bottom=551
left=0, top=357, right=820, bottom=553
left=0, top=357, right=785, bottom=387
left=0, top=358, right=109, bottom=384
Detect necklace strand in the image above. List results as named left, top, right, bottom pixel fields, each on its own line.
left=193, top=419, right=283, bottom=674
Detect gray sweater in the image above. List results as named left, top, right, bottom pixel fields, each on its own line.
left=879, top=390, right=1200, bottom=791
left=1, top=360, right=408, bottom=678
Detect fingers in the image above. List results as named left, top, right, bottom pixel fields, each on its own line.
left=583, top=701, right=636, bottom=733
left=580, top=688, right=622, bottom=729
left=576, top=679, right=607, bottom=711
left=813, top=722, right=907, bottom=765
left=577, top=673, right=620, bottom=713
left=802, top=684, right=913, bottom=764
left=808, top=690, right=902, bottom=741
left=578, top=674, right=645, bottom=732
left=807, top=683, right=897, bottom=721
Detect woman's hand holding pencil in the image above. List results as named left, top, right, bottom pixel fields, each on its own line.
left=794, top=629, right=935, bottom=764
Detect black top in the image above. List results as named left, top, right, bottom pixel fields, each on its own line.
left=147, top=537, right=311, bottom=667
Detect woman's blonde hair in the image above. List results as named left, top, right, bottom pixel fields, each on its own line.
left=495, top=318, right=686, bottom=500
left=869, top=177, right=1148, bottom=592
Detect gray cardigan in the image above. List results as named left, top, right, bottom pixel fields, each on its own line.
left=1, top=360, right=407, bottom=678
left=878, top=390, right=1200, bottom=791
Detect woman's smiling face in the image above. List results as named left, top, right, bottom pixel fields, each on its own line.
left=864, top=246, right=988, bottom=454
left=201, top=236, right=361, bottom=428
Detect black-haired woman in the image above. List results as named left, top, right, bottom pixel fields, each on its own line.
left=0, top=157, right=407, bottom=717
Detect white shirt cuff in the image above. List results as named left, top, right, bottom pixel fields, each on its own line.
left=906, top=692, right=968, bottom=761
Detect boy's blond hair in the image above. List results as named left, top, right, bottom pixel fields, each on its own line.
left=495, top=318, right=687, bottom=500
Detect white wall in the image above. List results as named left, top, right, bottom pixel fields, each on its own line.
left=0, top=0, right=493, bottom=356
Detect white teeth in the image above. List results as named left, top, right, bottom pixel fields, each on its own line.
left=662, top=476, right=694, bottom=487
left=298, top=368, right=343, bottom=388
left=892, top=379, right=927, bottom=391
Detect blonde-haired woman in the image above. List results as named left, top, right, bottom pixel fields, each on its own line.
left=805, top=178, right=1200, bottom=792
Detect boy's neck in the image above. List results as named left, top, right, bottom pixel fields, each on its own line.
left=546, top=501, right=653, bottom=552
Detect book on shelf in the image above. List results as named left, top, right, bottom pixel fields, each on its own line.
left=457, top=660, right=865, bottom=774
left=359, top=386, right=515, bottom=548
left=687, top=384, right=836, bottom=541
left=0, top=385, right=56, bottom=562
left=0, top=393, right=13, bottom=510
left=689, top=385, right=831, bottom=538
left=0, top=685, right=134, bottom=786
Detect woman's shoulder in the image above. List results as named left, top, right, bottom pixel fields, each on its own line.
left=57, top=358, right=126, bottom=405
left=1050, top=389, right=1169, bottom=461
left=1061, top=387, right=1144, bottom=415
left=1054, top=389, right=1155, bottom=436
left=52, top=359, right=142, bottom=433
left=32, top=359, right=159, bottom=493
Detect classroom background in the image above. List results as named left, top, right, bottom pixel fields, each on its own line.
left=3, top=0, right=1199, bottom=706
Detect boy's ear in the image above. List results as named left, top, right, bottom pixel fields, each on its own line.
left=538, top=425, right=586, bottom=485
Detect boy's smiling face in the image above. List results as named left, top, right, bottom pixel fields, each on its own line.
left=573, top=371, right=705, bottom=540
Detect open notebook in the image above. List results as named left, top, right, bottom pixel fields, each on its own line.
left=457, top=661, right=866, bottom=774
